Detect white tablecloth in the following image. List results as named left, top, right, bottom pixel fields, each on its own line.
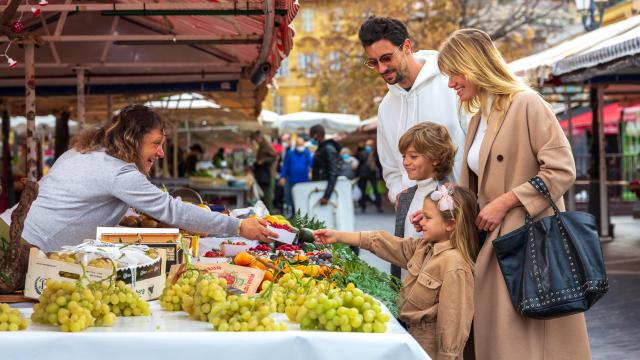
left=3, top=301, right=430, bottom=360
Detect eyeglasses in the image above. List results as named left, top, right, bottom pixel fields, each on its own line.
left=363, top=46, right=403, bottom=69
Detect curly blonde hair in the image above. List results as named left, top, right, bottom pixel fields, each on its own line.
left=398, top=122, right=457, bottom=180
left=73, top=105, right=166, bottom=170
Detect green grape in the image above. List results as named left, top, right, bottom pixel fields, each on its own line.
left=103, top=281, right=150, bottom=317
left=0, top=303, right=29, bottom=331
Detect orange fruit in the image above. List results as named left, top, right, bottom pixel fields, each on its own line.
left=233, top=252, right=254, bottom=266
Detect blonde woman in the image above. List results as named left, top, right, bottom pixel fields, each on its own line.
left=438, top=29, right=590, bottom=359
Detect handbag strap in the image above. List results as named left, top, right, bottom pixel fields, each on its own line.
left=527, top=176, right=560, bottom=216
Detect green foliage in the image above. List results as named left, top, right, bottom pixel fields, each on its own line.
left=289, top=210, right=327, bottom=231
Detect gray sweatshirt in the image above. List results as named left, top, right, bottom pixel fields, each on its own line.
left=23, top=149, right=240, bottom=252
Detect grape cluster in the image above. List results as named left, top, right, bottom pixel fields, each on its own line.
left=31, top=279, right=115, bottom=332
left=208, top=293, right=287, bottom=332
left=0, top=303, right=29, bottom=331
left=187, top=275, right=229, bottom=321
left=103, top=280, right=151, bottom=317
left=159, top=269, right=199, bottom=312
left=263, top=272, right=391, bottom=333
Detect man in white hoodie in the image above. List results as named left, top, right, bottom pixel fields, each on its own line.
left=358, top=17, right=468, bottom=208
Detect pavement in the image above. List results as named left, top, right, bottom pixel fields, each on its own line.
left=353, top=205, right=640, bottom=360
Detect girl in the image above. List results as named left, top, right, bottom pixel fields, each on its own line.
left=438, top=29, right=589, bottom=360
left=315, top=185, right=478, bottom=359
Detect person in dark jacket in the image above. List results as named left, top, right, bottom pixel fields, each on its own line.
left=357, top=138, right=382, bottom=213
left=278, top=136, right=313, bottom=215
left=309, top=125, right=340, bottom=205
left=251, top=131, right=277, bottom=210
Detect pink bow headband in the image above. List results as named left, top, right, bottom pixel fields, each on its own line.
left=430, top=184, right=454, bottom=215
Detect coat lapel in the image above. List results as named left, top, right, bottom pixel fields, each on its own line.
left=477, top=97, right=514, bottom=188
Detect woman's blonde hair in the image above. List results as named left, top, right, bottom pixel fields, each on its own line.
left=398, top=122, right=456, bottom=181
left=426, top=185, right=479, bottom=270
left=73, top=105, right=166, bottom=171
left=437, top=28, right=530, bottom=116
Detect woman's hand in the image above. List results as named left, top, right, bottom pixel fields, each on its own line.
left=278, top=178, right=286, bottom=186
left=476, top=191, right=520, bottom=232
left=313, top=229, right=338, bottom=244
left=409, top=210, right=423, bottom=232
left=239, top=218, right=278, bottom=243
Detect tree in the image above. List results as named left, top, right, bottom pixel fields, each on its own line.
left=315, top=0, right=576, bottom=118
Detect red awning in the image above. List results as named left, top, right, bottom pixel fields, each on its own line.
left=560, top=103, right=626, bottom=135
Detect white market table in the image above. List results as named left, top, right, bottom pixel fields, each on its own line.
left=2, top=301, right=430, bottom=360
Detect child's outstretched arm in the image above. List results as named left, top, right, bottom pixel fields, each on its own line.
left=313, top=229, right=360, bottom=247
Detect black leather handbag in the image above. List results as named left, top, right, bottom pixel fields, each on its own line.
left=493, top=176, right=609, bottom=319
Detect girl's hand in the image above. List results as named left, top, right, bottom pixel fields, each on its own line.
left=313, top=229, right=338, bottom=244
left=409, top=210, right=423, bottom=232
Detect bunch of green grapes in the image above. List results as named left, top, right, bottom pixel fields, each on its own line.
left=294, top=282, right=390, bottom=332
left=208, top=293, right=287, bottom=332
left=159, top=269, right=199, bottom=312
left=0, top=303, right=29, bottom=331
left=187, top=275, right=228, bottom=321
left=87, top=257, right=116, bottom=270
left=31, top=280, right=103, bottom=332
left=103, top=280, right=150, bottom=317
left=262, top=271, right=329, bottom=319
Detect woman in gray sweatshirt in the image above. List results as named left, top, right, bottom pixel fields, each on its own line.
left=23, top=105, right=276, bottom=252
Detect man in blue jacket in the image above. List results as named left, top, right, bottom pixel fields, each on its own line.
left=278, top=136, right=313, bottom=216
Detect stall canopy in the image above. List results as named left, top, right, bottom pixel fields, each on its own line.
left=273, top=111, right=361, bottom=135
left=510, top=15, right=640, bottom=84
left=0, top=0, right=300, bottom=120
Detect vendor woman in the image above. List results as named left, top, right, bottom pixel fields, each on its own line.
left=22, top=104, right=276, bottom=252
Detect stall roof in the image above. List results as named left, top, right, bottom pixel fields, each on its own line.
left=274, top=111, right=361, bottom=134
left=509, top=15, right=640, bottom=84
left=0, top=0, right=299, bottom=119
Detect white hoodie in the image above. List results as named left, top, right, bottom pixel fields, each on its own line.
left=377, top=50, right=469, bottom=202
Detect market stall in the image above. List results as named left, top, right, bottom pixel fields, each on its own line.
left=3, top=301, right=428, bottom=360
left=0, top=200, right=428, bottom=359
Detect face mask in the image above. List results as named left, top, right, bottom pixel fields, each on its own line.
left=296, top=146, right=305, bottom=152
left=364, top=145, right=372, bottom=153
left=341, top=154, right=350, bottom=160
left=310, top=139, right=318, bottom=146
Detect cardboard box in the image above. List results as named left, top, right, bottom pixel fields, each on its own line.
left=24, top=248, right=166, bottom=301
left=97, top=227, right=187, bottom=268
left=168, top=262, right=264, bottom=295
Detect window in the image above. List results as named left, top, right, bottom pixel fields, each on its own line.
left=328, top=51, right=341, bottom=71
left=301, top=95, right=317, bottom=111
left=273, top=96, right=284, bottom=114
left=302, top=9, right=314, bottom=33
left=276, top=57, right=289, bottom=77
left=297, top=53, right=319, bottom=78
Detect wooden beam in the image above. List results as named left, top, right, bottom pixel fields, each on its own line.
left=0, top=34, right=263, bottom=43
left=39, top=15, right=60, bottom=64
left=76, top=68, right=86, bottom=128
left=100, top=16, right=119, bottom=63
left=5, top=62, right=244, bottom=69
left=596, top=85, right=610, bottom=239
left=3, top=3, right=272, bottom=12
left=25, top=43, right=37, bottom=182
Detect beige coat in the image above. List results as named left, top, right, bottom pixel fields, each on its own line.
left=360, top=231, right=474, bottom=360
left=460, top=91, right=591, bottom=360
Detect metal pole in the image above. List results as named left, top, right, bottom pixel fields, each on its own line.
left=173, top=126, right=179, bottom=178
left=106, top=94, right=112, bottom=123
left=76, top=68, right=85, bottom=128
left=25, top=43, right=38, bottom=182
left=566, top=95, right=576, bottom=211
left=597, top=86, right=610, bottom=239
left=185, top=120, right=191, bottom=148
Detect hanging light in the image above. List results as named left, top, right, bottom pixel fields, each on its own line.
left=38, top=0, right=49, bottom=5
left=31, top=6, right=41, bottom=17
left=7, top=57, right=17, bottom=68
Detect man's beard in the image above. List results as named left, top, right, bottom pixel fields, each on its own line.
left=381, top=61, right=408, bottom=85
